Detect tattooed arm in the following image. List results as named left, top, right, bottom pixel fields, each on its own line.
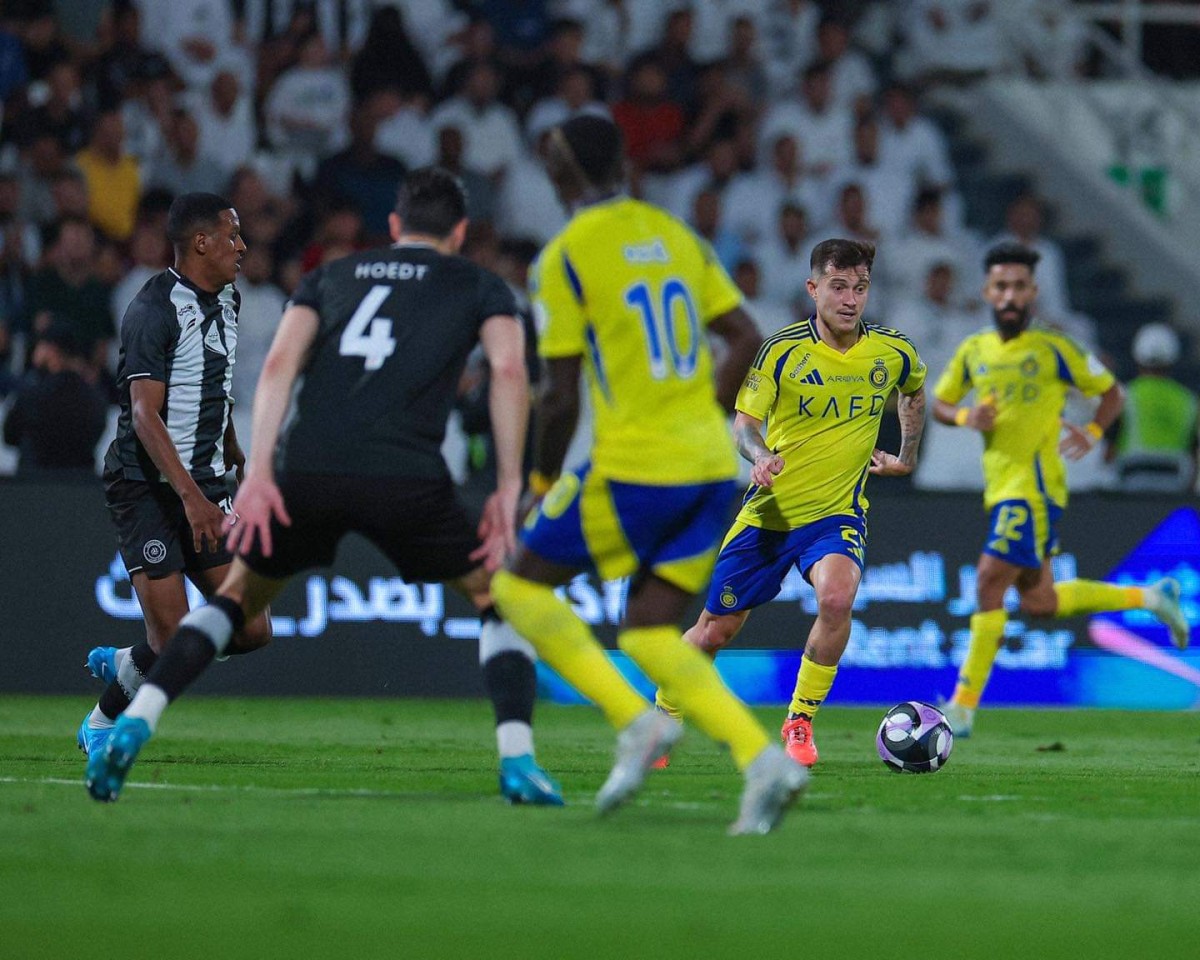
left=870, top=385, right=926, bottom=477
left=734, top=410, right=785, bottom=487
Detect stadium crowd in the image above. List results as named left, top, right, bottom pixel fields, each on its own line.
left=0, top=0, right=1195, bottom=491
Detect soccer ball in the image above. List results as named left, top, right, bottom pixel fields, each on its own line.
left=876, top=701, right=953, bottom=773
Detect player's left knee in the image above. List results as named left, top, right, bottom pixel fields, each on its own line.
left=817, top=589, right=856, bottom=624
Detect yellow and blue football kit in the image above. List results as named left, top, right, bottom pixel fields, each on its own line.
left=522, top=196, right=742, bottom=592
left=494, top=195, right=773, bottom=775
left=933, top=326, right=1115, bottom=568
left=704, top=320, right=927, bottom=614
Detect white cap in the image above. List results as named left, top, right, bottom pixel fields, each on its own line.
left=1132, top=323, right=1181, bottom=367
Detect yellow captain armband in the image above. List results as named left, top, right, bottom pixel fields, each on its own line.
left=1085, top=422, right=1104, bottom=441
left=528, top=470, right=558, bottom=497
left=954, top=407, right=971, bottom=427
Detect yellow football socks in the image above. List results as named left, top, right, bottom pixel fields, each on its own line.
left=490, top=570, right=646, bottom=730
left=788, top=656, right=838, bottom=718
left=952, top=609, right=1007, bottom=709
left=1054, top=580, right=1144, bottom=618
left=619, top=625, right=769, bottom=771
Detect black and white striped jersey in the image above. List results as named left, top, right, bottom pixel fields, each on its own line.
left=104, top=268, right=240, bottom=483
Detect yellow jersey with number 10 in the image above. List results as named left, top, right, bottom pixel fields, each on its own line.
left=531, top=196, right=742, bottom=486
left=933, top=326, right=1115, bottom=509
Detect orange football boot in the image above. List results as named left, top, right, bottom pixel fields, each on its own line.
left=780, top=716, right=818, bottom=767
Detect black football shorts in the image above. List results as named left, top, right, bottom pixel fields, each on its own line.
left=105, top=471, right=236, bottom=579
left=239, top=472, right=481, bottom=583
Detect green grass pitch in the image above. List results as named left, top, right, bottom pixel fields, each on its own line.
left=1, top=696, right=1197, bottom=960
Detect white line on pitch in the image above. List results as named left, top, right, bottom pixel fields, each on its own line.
left=0, top=776, right=439, bottom=799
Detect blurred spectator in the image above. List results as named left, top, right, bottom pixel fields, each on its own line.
left=759, top=61, right=853, bottom=177
left=830, top=182, right=881, bottom=246
left=689, top=187, right=747, bottom=276
left=495, top=129, right=566, bottom=245
left=988, top=192, right=1070, bottom=317
left=2, top=322, right=107, bottom=476
left=724, top=132, right=822, bottom=248
left=227, top=165, right=296, bottom=258
left=1110, top=324, right=1199, bottom=493
left=74, top=108, right=140, bottom=242
left=0, top=173, right=41, bottom=272
left=888, top=187, right=978, bottom=305
left=264, top=32, right=351, bottom=178
left=612, top=55, right=685, bottom=174
left=834, top=114, right=914, bottom=238
left=299, top=204, right=363, bottom=272
left=394, top=0, right=469, bottom=85
left=525, top=64, right=609, bottom=144
left=732, top=257, right=794, bottom=338
left=23, top=217, right=114, bottom=372
left=522, top=18, right=604, bottom=110
left=119, top=56, right=176, bottom=165
left=238, top=0, right=372, bottom=62
left=429, top=61, right=523, bottom=180
left=145, top=108, right=226, bottom=197
left=12, top=58, right=87, bottom=153
left=313, top=96, right=407, bottom=240
left=683, top=61, right=754, bottom=162
left=184, top=69, right=257, bottom=178
left=480, top=0, right=553, bottom=67
left=48, top=167, right=90, bottom=222
left=91, top=0, right=153, bottom=109
left=663, top=137, right=739, bottom=221
left=229, top=244, right=286, bottom=447
left=757, top=200, right=812, bottom=309
left=815, top=16, right=876, bottom=116
left=723, top=14, right=770, bottom=107
left=889, top=261, right=979, bottom=380
left=374, top=90, right=436, bottom=171
left=562, top=0, right=632, bottom=78
left=0, top=19, right=28, bottom=101
left=350, top=5, right=433, bottom=104
left=900, top=0, right=1006, bottom=86
left=14, top=131, right=69, bottom=226
left=439, top=17, right=501, bottom=100
left=652, top=7, right=701, bottom=115
left=15, top=10, right=69, bottom=82
left=133, top=0, right=249, bottom=91
left=878, top=82, right=955, bottom=200
left=110, top=220, right=170, bottom=322
left=761, top=0, right=820, bottom=98
left=434, top=126, right=495, bottom=226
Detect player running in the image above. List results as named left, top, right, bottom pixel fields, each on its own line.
left=78, top=193, right=272, bottom=760
left=657, top=238, right=929, bottom=768
left=487, top=115, right=808, bottom=835
left=935, top=243, right=1190, bottom=737
left=86, top=168, right=561, bottom=806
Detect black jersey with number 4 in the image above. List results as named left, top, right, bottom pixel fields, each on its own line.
left=279, top=244, right=518, bottom=478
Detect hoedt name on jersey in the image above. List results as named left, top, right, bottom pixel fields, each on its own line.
left=623, top=239, right=670, bottom=263
left=354, top=261, right=430, bottom=280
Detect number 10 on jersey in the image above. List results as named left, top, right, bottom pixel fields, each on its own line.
left=625, top=278, right=700, bottom=379
left=340, top=285, right=397, bottom=371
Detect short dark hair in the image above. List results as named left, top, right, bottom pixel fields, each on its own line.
left=395, top=166, right=467, bottom=237
left=557, top=114, right=624, bottom=189
left=166, top=192, right=232, bottom=248
left=984, top=242, right=1040, bottom=274
left=810, top=238, right=875, bottom=277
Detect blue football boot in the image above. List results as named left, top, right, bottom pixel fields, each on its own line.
left=499, top=754, right=565, bottom=806
left=76, top=715, right=114, bottom=758
left=86, top=647, right=119, bottom=685
left=85, top=716, right=152, bottom=803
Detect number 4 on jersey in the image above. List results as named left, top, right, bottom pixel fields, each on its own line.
left=339, top=285, right=396, bottom=370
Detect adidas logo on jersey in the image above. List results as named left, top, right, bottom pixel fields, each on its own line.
left=797, top=369, right=824, bottom=385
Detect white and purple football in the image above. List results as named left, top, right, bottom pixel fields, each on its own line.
left=877, top=701, right=954, bottom=774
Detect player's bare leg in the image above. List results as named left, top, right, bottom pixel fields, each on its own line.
left=86, top=561, right=287, bottom=802
left=656, top=610, right=749, bottom=725
left=449, top=564, right=563, bottom=807
left=783, top=554, right=862, bottom=766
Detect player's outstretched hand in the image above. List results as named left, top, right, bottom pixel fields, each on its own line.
left=183, top=492, right=227, bottom=554
left=868, top=449, right=913, bottom=477
left=225, top=474, right=291, bottom=558
left=750, top=453, right=785, bottom=487
left=471, top=481, right=521, bottom=572
left=1059, top=420, right=1095, bottom=461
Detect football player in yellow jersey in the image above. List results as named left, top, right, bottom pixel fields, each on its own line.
left=489, top=115, right=809, bottom=835
left=934, top=243, right=1190, bottom=737
left=657, top=238, right=928, bottom=767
